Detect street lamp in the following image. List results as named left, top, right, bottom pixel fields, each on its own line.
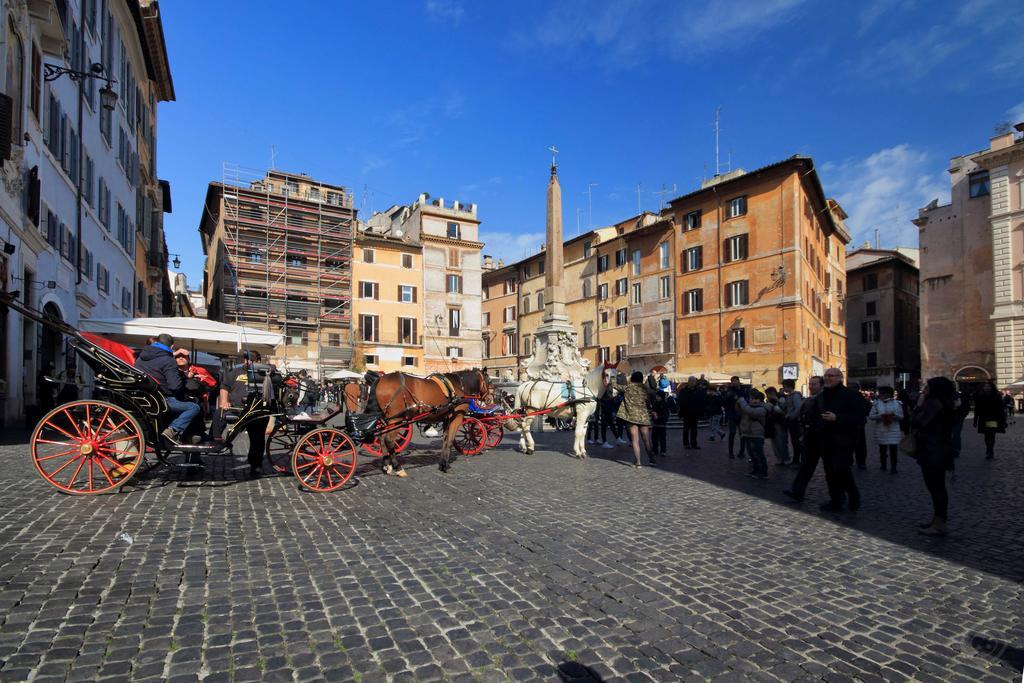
left=44, top=62, right=118, bottom=111
left=170, top=253, right=181, bottom=269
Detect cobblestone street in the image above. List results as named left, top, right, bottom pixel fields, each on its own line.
left=0, top=422, right=1021, bottom=682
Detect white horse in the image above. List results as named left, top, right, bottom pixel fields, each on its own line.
left=510, top=368, right=604, bottom=458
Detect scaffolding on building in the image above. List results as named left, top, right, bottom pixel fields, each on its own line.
left=217, top=163, right=355, bottom=377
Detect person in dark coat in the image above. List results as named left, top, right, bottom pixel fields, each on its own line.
left=973, top=381, right=1005, bottom=460
left=848, top=381, right=871, bottom=469
left=677, top=376, right=706, bottom=450
left=650, top=392, right=670, bottom=457
left=808, top=368, right=864, bottom=512
left=784, top=375, right=823, bottom=502
left=134, top=334, right=200, bottom=444
left=912, top=377, right=957, bottom=536
left=723, top=376, right=749, bottom=458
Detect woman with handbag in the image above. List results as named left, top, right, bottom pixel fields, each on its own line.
left=973, top=381, right=1005, bottom=460
left=617, top=372, right=655, bottom=468
left=910, top=377, right=957, bottom=536
left=869, top=386, right=904, bottom=473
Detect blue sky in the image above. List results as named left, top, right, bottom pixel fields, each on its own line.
left=158, top=0, right=1024, bottom=285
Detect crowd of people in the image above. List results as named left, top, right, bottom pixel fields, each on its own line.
left=587, top=368, right=1011, bottom=537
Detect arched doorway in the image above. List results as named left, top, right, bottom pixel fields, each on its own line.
left=38, top=302, right=64, bottom=376
left=954, top=365, right=990, bottom=398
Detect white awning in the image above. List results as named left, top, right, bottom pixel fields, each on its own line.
left=78, top=316, right=283, bottom=355
left=326, top=369, right=363, bottom=381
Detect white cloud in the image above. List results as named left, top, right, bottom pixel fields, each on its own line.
left=360, top=154, right=389, bottom=176
left=425, top=0, right=464, bottom=23
left=478, top=230, right=545, bottom=264
left=819, top=144, right=948, bottom=250
left=1008, top=101, right=1024, bottom=126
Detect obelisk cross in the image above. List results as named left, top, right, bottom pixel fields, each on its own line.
left=548, top=145, right=559, bottom=170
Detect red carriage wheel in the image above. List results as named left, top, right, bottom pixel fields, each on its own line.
left=454, top=417, right=487, bottom=456
left=31, top=400, right=145, bottom=495
left=362, top=423, right=412, bottom=457
left=484, top=421, right=504, bottom=449
left=291, top=428, right=357, bottom=492
left=264, top=418, right=294, bottom=473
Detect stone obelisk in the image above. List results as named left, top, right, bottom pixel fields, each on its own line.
left=523, top=147, right=588, bottom=382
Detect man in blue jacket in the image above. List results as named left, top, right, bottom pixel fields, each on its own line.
left=134, top=334, right=200, bottom=444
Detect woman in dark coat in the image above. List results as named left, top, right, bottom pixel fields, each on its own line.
left=972, top=381, right=1005, bottom=460
left=911, top=377, right=957, bottom=536
left=617, top=372, right=654, bottom=468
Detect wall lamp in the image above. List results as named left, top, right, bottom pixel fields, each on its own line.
left=44, top=62, right=118, bottom=111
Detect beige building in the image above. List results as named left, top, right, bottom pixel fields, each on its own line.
left=481, top=257, right=518, bottom=377
left=624, top=215, right=676, bottom=372
left=372, top=194, right=483, bottom=373
left=914, top=146, right=998, bottom=389
left=351, top=227, right=424, bottom=373
left=974, top=125, right=1024, bottom=388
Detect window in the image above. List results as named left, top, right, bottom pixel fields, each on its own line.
left=631, top=249, right=641, bottom=275
left=327, top=191, right=344, bottom=206
left=969, top=171, right=990, bottom=198
left=684, top=288, right=703, bottom=314
left=631, top=283, right=642, bottom=305
left=364, top=355, right=379, bottom=366
left=536, top=292, right=544, bottom=311
left=630, top=324, right=641, bottom=345
left=598, top=283, right=608, bottom=300
left=661, top=320, right=672, bottom=353
left=615, top=277, right=627, bottom=296
left=523, top=264, right=531, bottom=278
left=402, top=254, right=413, bottom=269
left=600, top=310, right=609, bottom=328
left=399, top=317, right=417, bottom=344
left=358, top=281, right=378, bottom=299
left=616, top=308, right=627, bottom=326
left=866, top=352, right=877, bottom=368
left=659, top=276, right=671, bottom=300
left=84, top=155, right=94, bottom=207
left=583, top=242, right=592, bottom=258
left=615, top=249, right=627, bottom=267
left=538, top=260, right=545, bottom=275
left=863, top=273, right=878, bottom=291
left=97, top=263, right=109, bottom=294
left=360, top=314, right=379, bottom=342
left=683, top=210, right=701, bottom=231
left=502, top=332, right=517, bottom=356
left=403, top=356, right=416, bottom=367
left=659, top=242, right=670, bottom=269
left=483, top=311, right=490, bottom=326
left=30, top=43, right=40, bottom=120
left=723, top=234, right=748, bottom=262
left=446, top=274, right=463, bottom=294
left=683, top=246, right=703, bottom=272
left=598, top=347, right=610, bottom=364
left=399, top=285, right=416, bottom=303
left=6, top=21, right=24, bottom=146
left=448, top=249, right=461, bottom=267
left=504, top=279, right=517, bottom=294
left=522, top=335, right=531, bottom=356
left=582, top=322, right=594, bottom=347
left=308, top=186, right=320, bottom=201
left=728, top=328, right=746, bottom=350
left=582, top=279, right=592, bottom=298
left=446, top=346, right=463, bottom=358
left=522, top=296, right=531, bottom=314
left=615, top=345, right=626, bottom=362
left=328, top=334, right=341, bottom=347
left=728, top=196, right=747, bottom=218
left=866, top=301, right=876, bottom=316
left=861, top=320, right=881, bottom=343
left=363, top=248, right=374, bottom=263
left=287, top=254, right=306, bottom=268
left=447, top=221, right=461, bottom=239
left=121, top=286, right=131, bottom=312
left=597, top=254, right=609, bottom=272
left=449, top=308, right=461, bottom=336
left=688, top=333, right=700, bottom=354
left=249, top=250, right=262, bottom=264
left=503, top=305, right=516, bottom=323
left=725, top=280, right=749, bottom=307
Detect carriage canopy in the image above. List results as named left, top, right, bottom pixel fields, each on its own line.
left=78, top=316, right=283, bottom=355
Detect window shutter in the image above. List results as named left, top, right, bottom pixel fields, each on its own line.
left=374, top=283, right=378, bottom=301
left=725, top=284, right=733, bottom=308
left=413, top=287, right=417, bottom=303
left=397, top=285, right=402, bottom=301
left=740, top=234, right=748, bottom=259
left=26, top=166, right=40, bottom=226
left=696, top=246, right=703, bottom=270
left=683, top=293, right=690, bottom=314
left=413, top=318, right=417, bottom=344
left=741, top=280, right=748, bottom=305
left=723, top=239, right=731, bottom=263
left=0, top=93, right=12, bottom=162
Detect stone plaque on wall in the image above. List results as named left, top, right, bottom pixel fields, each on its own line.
left=753, top=326, right=777, bottom=346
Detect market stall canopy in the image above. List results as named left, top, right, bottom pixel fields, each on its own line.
left=78, top=317, right=283, bottom=355
left=326, top=369, right=363, bottom=381
left=1006, top=377, right=1024, bottom=389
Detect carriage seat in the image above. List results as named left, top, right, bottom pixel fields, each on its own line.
left=468, top=399, right=501, bottom=415
left=345, top=411, right=382, bottom=444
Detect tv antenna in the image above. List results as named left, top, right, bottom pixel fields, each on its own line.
left=635, top=184, right=642, bottom=214
left=585, top=182, right=598, bottom=228
left=714, top=106, right=722, bottom=176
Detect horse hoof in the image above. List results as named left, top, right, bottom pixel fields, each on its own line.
left=396, top=469, right=408, bottom=478
left=382, top=464, right=393, bottom=475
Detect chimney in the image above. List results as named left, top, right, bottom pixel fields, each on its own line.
left=452, top=200, right=461, bottom=211
left=497, top=259, right=505, bottom=268
left=483, top=254, right=493, bottom=269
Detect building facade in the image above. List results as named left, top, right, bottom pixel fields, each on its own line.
left=0, top=0, right=173, bottom=426
left=200, top=169, right=355, bottom=377
left=844, top=247, right=920, bottom=390
left=973, top=126, right=1024, bottom=388
left=351, top=228, right=424, bottom=374
left=481, top=257, right=518, bottom=378
left=914, top=148, right=998, bottom=389
left=624, top=214, right=676, bottom=373
left=669, top=158, right=850, bottom=390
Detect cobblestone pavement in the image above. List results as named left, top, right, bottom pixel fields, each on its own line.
left=0, top=419, right=1021, bottom=682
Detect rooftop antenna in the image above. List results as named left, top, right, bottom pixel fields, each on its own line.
left=270, top=145, right=277, bottom=170
left=576, top=207, right=583, bottom=235
left=654, top=184, right=675, bottom=209
left=874, top=228, right=880, bottom=249
left=714, top=106, right=721, bottom=176
left=636, top=184, right=642, bottom=214
left=727, top=149, right=732, bottom=173
left=585, top=182, right=598, bottom=228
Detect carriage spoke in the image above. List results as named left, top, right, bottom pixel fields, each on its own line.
left=87, top=458, right=94, bottom=491
left=46, top=420, right=80, bottom=442
left=96, top=419, right=133, bottom=443
left=36, top=447, right=81, bottom=461
left=314, top=466, right=325, bottom=489
left=66, top=458, right=87, bottom=490
left=93, top=406, right=113, bottom=439
left=35, top=439, right=78, bottom=446
left=96, top=460, right=116, bottom=487
left=48, top=454, right=82, bottom=478
left=62, top=408, right=85, bottom=438
left=295, top=460, right=317, bottom=472
left=324, top=466, right=334, bottom=489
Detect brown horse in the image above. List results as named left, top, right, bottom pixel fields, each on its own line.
left=348, top=370, right=490, bottom=475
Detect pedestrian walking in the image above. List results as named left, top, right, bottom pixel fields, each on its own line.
left=868, top=386, right=903, bottom=473
left=724, top=376, right=749, bottom=458
left=598, top=376, right=623, bottom=449
left=973, top=381, right=1005, bottom=460
left=911, top=377, right=957, bottom=536
left=706, top=388, right=726, bottom=441
left=677, top=376, right=705, bottom=449
left=737, top=390, right=768, bottom=478
left=849, top=381, right=871, bottom=470
left=617, top=371, right=655, bottom=468
left=1003, top=391, right=1016, bottom=424
left=781, top=379, right=803, bottom=467
left=784, top=375, right=823, bottom=502
left=811, top=368, right=863, bottom=512
left=651, top=392, right=669, bottom=457
left=764, top=387, right=790, bottom=465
